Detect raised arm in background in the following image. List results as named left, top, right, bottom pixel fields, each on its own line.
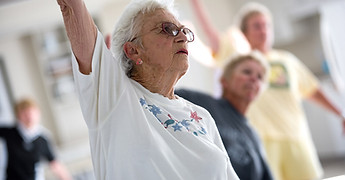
left=56, top=0, right=97, bottom=74
left=189, top=0, right=220, bottom=54
left=189, top=0, right=250, bottom=62
left=309, top=89, right=345, bottom=133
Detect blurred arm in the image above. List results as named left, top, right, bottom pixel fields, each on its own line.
left=49, top=160, right=72, bottom=180
left=56, top=0, right=97, bottom=74
left=308, top=88, right=345, bottom=132
left=189, top=0, right=220, bottom=54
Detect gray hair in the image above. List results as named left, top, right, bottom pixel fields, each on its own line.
left=222, top=50, right=270, bottom=83
left=111, top=0, right=178, bottom=77
left=233, top=2, right=273, bottom=33
left=221, top=50, right=270, bottom=96
left=233, top=2, right=274, bottom=49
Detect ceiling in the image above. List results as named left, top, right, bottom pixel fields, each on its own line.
left=0, top=0, right=26, bottom=6
left=0, top=0, right=343, bottom=44
left=0, top=0, right=112, bottom=39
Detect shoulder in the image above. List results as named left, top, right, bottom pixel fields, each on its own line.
left=0, top=126, right=16, bottom=136
left=175, top=89, right=219, bottom=113
left=269, top=49, right=299, bottom=61
left=38, top=128, right=53, bottom=143
left=175, top=89, right=212, bottom=101
left=0, top=126, right=15, bottom=131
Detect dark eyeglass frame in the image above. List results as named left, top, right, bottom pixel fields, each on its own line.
left=130, top=22, right=194, bottom=42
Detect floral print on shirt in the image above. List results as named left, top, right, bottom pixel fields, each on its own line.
left=139, top=98, right=207, bottom=136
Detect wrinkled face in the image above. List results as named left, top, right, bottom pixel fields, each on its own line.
left=137, top=9, right=190, bottom=77
left=17, top=107, right=40, bottom=129
left=244, top=13, right=272, bottom=50
left=223, top=59, right=265, bottom=102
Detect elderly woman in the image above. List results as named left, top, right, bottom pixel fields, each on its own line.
left=176, top=51, right=273, bottom=180
left=56, top=0, right=239, bottom=179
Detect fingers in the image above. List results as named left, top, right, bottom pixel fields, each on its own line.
left=105, top=34, right=111, bottom=49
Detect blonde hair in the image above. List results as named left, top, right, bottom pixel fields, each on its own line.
left=222, top=50, right=269, bottom=82
left=14, top=98, right=38, bottom=117
left=233, top=2, right=273, bottom=34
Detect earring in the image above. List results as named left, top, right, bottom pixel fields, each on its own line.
left=136, top=59, right=143, bottom=65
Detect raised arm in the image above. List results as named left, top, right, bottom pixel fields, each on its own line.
left=308, top=88, right=345, bottom=133
left=189, top=0, right=220, bottom=54
left=57, top=0, right=97, bottom=74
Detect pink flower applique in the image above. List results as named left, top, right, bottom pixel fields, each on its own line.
left=190, top=111, right=202, bottom=123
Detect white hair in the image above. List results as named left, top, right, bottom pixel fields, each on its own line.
left=233, top=2, right=273, bottom=32
left=233, top=2, right=274, bottom=49
left=111, top=0, right=178, bottom=77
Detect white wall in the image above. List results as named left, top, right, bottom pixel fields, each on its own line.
left=303, top=77, right=345, bottom=158
left=0, top=35, right=57, bottom=134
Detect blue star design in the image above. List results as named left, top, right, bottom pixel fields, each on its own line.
left=181, top=119, right=191, bottom=130
left=139, top=98, right=146, bottom=106
left=199, top=127, right=207, bottom=135
left=148, top=104, right=161, bottom=117
left=172, top=123, right=182, bottom=132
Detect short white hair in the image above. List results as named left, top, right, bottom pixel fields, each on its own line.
left=111, top=0, right=178, bottom=77
left=233, top=2, right=274, bottom=49
left=233, top=2, right=273, bottom=33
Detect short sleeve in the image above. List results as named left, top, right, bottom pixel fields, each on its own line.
left=289, top=52, right=319, bottom=98
left=71, top=30, right=129, bottom=129
left=40, top=136, right=56, bottom=162
left=213, top=27, right=251, bottom=67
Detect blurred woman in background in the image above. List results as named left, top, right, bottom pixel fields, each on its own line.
left=176, top=51, right=273, bottom=180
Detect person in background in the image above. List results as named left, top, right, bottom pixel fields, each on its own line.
left=176, top=51, right=273, bottom=180
left=56, top=0, right=239, bottom=179
left=189, top=0, right=345, bottom=179
left=0, top=98, right=71, bottom=180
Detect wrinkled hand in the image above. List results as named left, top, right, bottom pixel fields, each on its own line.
left=56, top=0, right=83, bottom=16
left=56, top=0, right=69, bottom=13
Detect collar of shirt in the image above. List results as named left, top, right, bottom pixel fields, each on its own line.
left=17, top=123, right=42, bottom=143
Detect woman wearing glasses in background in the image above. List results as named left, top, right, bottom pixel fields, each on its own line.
left=56, top=0, right=239, bottom=179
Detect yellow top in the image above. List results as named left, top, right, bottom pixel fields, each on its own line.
left=213, top=27, right=251, bottom=67
left=246, top=49, right=319, bottom=139
left=213, top=32, right=319, bottom=140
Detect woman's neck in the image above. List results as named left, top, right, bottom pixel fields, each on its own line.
left=252, top=44, right=271, bottom=54
left=132, top=71, right=181, bottom=100
left=222, top=93, right=250, bottom=115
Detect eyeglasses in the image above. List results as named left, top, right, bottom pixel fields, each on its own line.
left=130, top=22, right=194, bottom=42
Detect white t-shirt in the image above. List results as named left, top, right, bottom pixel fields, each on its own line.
left=71, top=31, right=239, bottom=180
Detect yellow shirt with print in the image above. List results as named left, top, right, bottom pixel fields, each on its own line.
left=213, top=31, right=318, bottom=140
left=246, top=49, right=319, bottom=140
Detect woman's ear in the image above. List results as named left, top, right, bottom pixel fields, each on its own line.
left=123, top=42, right=139, bottom=61
left=220, top=76, right=228, bottom=90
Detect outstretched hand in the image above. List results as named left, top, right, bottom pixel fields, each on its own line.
left=56, top=0, right=82, bottom=14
